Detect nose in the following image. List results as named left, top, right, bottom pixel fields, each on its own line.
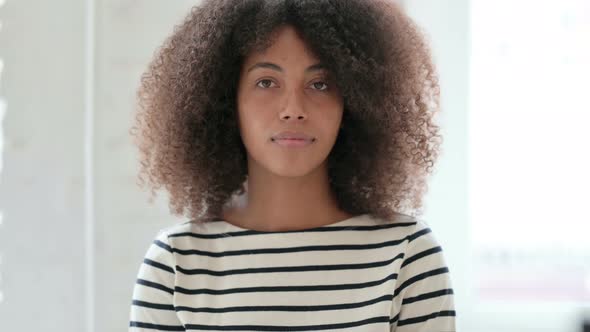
left=279, top=90, right=307, bottom=122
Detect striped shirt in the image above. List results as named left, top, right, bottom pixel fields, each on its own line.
left=129, top=213, right=456, bottom=331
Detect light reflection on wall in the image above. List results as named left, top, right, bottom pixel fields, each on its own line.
left=470, top=0, right=590, bottom=303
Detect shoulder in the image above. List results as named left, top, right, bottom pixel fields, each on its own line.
left=397, top=216, right=448, bottom=265
left=369, top=212, right=434, bottom=241
left=393, top=216, right=452, bottom=285
left=388, top=216, right=456, bottom=330
left=407, top=218, right=440, bottom=246
left=152, top=219, right=230, bottom=248
left=370, top=212, right=448, bottom=268
left=146, top=220, right=197, bottom=251
left=381, top=212, right=440, bottom=243
left=156, top=219, right=195, bottom=236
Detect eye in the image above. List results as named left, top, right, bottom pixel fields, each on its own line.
left=311, top=81, right=329, bottom=91
left=256, top=79, right=276, bottom=89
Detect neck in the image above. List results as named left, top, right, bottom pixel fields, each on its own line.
left=222, top=161, right=353, bottom=232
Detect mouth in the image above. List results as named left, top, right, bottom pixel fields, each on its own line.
left=271, top=137, right=316, bottom=147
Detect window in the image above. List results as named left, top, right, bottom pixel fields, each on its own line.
left=470, top=0, right=590, bottom=305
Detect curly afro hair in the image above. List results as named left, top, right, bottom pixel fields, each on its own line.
left=129, top=0, right=443, bottom=224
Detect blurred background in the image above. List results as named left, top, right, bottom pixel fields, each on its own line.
left=0, top=0, right=588, bottom=331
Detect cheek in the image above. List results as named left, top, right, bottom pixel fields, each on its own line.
left=318, top=106, right=344, bottom=134
left=237, top=107, right=271, bottom=146
left=237, top=92, right=257, bottom=136
left=318, top=93, right=344, bottom=121
left=237, top=93, right=279, bottom=135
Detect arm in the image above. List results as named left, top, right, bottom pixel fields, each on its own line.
left=129, top=229, right=186, bottom=331
left=390, top=221, right=456, bottom=331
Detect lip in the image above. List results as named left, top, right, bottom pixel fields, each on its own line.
left=271, top=131, right=315, bottom=141
left=271, top=131, right=315, bottom=147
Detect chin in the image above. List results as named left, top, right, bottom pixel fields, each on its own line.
left=246, top=141, right=330, bottom=178
left=267, top=163, right=318, bottom=178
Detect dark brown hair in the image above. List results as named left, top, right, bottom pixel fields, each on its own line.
left=130, top=0, right=442, bottom=223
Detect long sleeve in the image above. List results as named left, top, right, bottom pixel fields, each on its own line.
left=129, top=228, right=186, bottom=331
left=390, top=220, right=456, bottom=331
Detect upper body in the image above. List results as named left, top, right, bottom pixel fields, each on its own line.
left=130, top=1, right=452, bottom=330
left=129, top=213, right=455, bottom=331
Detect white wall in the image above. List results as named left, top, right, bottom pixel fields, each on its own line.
left=0, top=0, right=88, bottom=330
left=0, top=0, right=197, bottom=331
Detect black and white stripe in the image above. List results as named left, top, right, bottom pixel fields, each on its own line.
left=129, top=214, right=455, bottom=331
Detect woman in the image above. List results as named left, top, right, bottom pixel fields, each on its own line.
left=129, top=0, right=455, bottom=331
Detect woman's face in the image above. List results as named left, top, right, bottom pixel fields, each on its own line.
left=236, top=25, right=344, bottom=178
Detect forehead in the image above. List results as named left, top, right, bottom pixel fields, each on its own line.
left=242, top=25, right=321, bottom=67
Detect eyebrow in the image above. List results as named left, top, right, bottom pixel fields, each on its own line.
left=246, top=62, right=327, bottom=74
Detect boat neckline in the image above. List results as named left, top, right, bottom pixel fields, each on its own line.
left=209, top=213, right=371, bottom=234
